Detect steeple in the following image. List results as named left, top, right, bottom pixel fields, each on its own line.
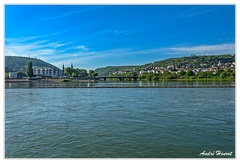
left=62, top=64, right=64, bottom=76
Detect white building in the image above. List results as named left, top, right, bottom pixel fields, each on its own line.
left=34, top=68, right=63, bottom=77
left=9, top=72, right=18, bottom=79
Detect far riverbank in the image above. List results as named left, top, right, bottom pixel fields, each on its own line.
left=5, top=78, right=235, bottom=82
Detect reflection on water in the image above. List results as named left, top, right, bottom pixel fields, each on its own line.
left=5, top=88, right=235, bottom=158
left=5, top=80, right=235, bottom=88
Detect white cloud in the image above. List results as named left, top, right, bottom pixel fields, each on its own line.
left=177, top=7, right=219, bottom=19
left=5, top=36, right=235, bottom=70
left=32, top=6, right=102, bottom=24
left=74, top=45, right=89, bottom=51
left=161, top=43, right=235, bottom=55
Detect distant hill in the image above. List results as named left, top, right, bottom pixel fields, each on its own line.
left=5, top=56, right=59, bottom=72
left=94, top=54, right=235, bottom=76
left=152, top=54, right=235, bottom=68
left=95, top=65, right=141, bottom=76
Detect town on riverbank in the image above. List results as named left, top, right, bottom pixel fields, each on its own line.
left=5, top=54, right=235, bottom=83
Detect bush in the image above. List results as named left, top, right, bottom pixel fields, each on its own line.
left=152, top=75, right=159, bottom=80
left=190, top=76, right=197, bottom=79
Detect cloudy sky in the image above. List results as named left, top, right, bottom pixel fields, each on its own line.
left=5, top=5, right=235, bottom=70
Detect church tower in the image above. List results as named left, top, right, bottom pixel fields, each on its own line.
left=62, top=64, right=64, bottom=76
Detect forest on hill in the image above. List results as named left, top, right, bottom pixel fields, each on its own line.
left=5, top=56, right=59, bottom=72
left=152, top=54, right=235, bottom=68
left=94, top=65, right=141, bottom=77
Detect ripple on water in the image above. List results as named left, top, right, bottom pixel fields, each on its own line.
left=5, top=88, right=235, bottom=158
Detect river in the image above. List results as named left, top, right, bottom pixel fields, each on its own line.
left=5, top=80, right=235, bottom=88
left=5, top=81, right=235, bottom=158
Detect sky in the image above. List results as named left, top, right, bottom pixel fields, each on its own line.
left=5, top=5, right=235, bottom=70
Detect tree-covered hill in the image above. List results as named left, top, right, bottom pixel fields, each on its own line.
left=95, top=65, right=141, bottom=76
left=94, top=54, right=235, bottom=76
left=5, top=56, right=59, bottom=72
left=152, top=54, right=235, bottom=68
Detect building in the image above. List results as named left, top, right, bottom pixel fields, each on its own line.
left=33, top=68, right=63, bottom=77
left=9, top=72, right=18, bottom=79
left=218, top=61, right=224, bottom=67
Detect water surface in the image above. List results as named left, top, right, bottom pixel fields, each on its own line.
left=5, top=88, right=235, bottom=158
left=5, top=80, right=235, bottom=88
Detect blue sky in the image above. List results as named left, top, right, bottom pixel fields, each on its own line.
left=5, top=5, right=235, bottom=70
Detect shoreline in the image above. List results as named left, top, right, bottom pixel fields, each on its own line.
left=5, top=78, right=235, bottom=82
left=5, top=85, right=235, bottom=89
left=5, top=79, right=235, bottom=89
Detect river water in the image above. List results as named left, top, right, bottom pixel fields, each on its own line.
left=5, top=82, right=235, bottom=158
left=5, top=80, right=235, bottom=88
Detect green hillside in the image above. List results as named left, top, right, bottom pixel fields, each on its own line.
left=153, top=54, right=235, bottom=68
left=94, top=54, right=235, bottom=76
left=5, top=56, right=59, bottom=72
left=95, top=65, right=141, bottom=76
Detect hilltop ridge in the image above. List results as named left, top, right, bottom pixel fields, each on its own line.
left=5, top=56, right=59, bottom=72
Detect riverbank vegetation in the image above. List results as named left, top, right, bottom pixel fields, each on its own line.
left=107, top=66, right=235, bottom=81
left=138, top=68, right=235, bottom=81
left=64, top=67, right=98, bottom=77
left=64, top=67, right=88, bottom=77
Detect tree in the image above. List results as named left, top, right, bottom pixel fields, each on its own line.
left=72, top=72, right=77, bottom=77
left=197, top=72, right=207, bottom=78
left=26, top=61, right=33, bottom=77
left=88, top=70, right=94, bottom=77
left=64, top=67, right=73, bottom=77
left=206, top=70, right=213, bottom=78
left=91, top=72, right=98, bottom=77
left=152, top=74, right=160, bottom=80
left=216, top=66, right=222, bottom=77
left=78, top=69, right=88, bottom=77
left=130, top=72, right=138, bottom=76
left=185, top=70, right=195, bottom=77
left=170, top=73, right=178, bottom=79
left=64, top=67, right=88, bottom=77
left=146, top=74, right=153, bottom=80
left=231, top=70, right=235, bottom=78
left=162, top=70, right=171, bottom=77
left=179, top=70, right=186, bottom=76
left=89, top=70, right=99, bottom=77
